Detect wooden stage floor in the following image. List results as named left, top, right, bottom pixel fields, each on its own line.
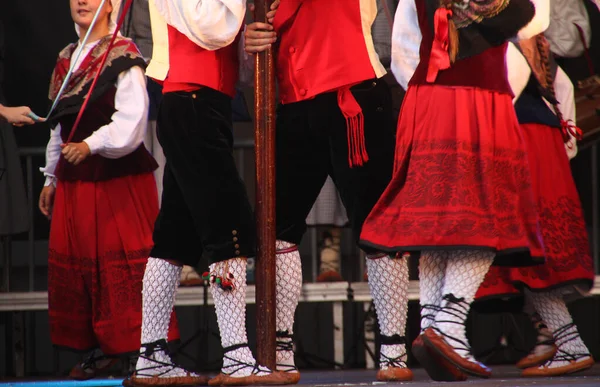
left=1, top=365, right=600, bottom=387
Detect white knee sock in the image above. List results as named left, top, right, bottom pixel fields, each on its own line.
left=275, top=240, right=302, bottom=372
left=209, top=258, right=269, bottom=377
left=419, top=251, right=448, bottom=332
left=366, top=253, right=409, bottom=369
left=527, top=289, right=591, bottom=368
left=136, top=258, right=189, bottom=378
left=434, top=250, right=494, bottom=360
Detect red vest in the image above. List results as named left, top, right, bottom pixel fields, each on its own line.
left=272, top=0, right=384, bottom=167
left=163, top=25, right=240, bottom=97
left=409, top=0, right=512, bottom=95
left=273, top=0, right=383, bottom=104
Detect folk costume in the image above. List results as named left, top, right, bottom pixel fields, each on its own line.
left=475, top=35, right=595, bottom=377
left=40, top=0, right=180, bottom=378
left=128, top=1, right=285, bottom=386
left=259, top=0, right=412, bottom=382
left=359, top=0, right=550, bottom=381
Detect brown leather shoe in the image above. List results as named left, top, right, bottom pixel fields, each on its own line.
left=423, top=328, right=492, bottom=378
left=522, top=356, right=594, bottom=377
left=208, top=373, right=253, bottom=386
left=209, top=371, right=291, bottom=386
left=277, top=371, right=301, bottom=385
left=250, top=371, right=292, bottom=385
left=376, top=367, right=414, bottom=381
left=412, top=333, right=467, bottom=381
left=516, top=344, right=557, bottom=369
left=69, top=357, right=120, bottom=380
left=130, top=373, right=210, bottom=386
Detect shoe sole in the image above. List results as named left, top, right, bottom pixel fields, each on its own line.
left=422, top=331, right=490, bottom=378
left=412, top=336, right=466, bottom=381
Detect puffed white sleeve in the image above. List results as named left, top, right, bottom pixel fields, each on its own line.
left=515, top=0, right=550, bottom=41
left=39, top=125, right=63, bottom=186
left=506, top=42, right=531, bottom=103
left=390, top=0, right=422, bottom=90
left=552, top=66, right=578, bottom=159
left=152, top=0, right=245, bottom=51
left=544, top=0, right=591, bottom=58
left=83, top=66, right=149, bottom=159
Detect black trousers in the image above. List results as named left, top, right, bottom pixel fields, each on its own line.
left=275, top=78, right=396, bottom=253
left=150, top=88, right=255, bottom=265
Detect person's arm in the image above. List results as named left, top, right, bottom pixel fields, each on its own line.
left=515, top=0, right=550, bottom=40
left=82, top=66, right=149, bottom=158
left=505, top=42, right=531, bottom=103
left=240, top=0, right=279, bottom=83
left=39, top=125, right=62, bottom=187
left=552, top=66, right=578, bottom=158
left=153, top=0, right=246, bottom=51
left=0, top=104, right=35, bottom=126
left=390, top=0, right=421, bottom=90
left=544, top=0, right=591, bottom=57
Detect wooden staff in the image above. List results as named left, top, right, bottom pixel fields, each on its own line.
left=253, top=0, right=277, bottom=370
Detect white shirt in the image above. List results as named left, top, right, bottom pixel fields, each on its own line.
left=506, top=42, right=578, bottom=159
left=390, top=0, right=551, bottom=89
left=544, top=0, right=591, bottom=58
left=40, top=39, right=149, bottom=186
left=153, top=0, right=246, bottom=51
left=147, top=0, right=246, bottom=81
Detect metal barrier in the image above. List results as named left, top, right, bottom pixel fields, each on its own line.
left=4, top=137, right=600, bottom=293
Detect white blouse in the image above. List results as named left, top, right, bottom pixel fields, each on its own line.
left=506, top=42, right=578, bottom=159
left=390, top=0, right=551, bottom=89
left=40, top=40, right=149, bottom=186
left=153, top=0, right=246, bottom=51
left=544, top=0, right=591, bottom=58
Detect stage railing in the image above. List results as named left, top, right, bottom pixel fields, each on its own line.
left=5, top=136, right=600, bottom=294
left=2, top=132, right=600, bottom=376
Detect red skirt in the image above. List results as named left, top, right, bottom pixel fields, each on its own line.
left=48, top=173, right=180, bottom=355
left=476, top=123, right=594, bottom=300
left=359, top=85, right=543, bottom=265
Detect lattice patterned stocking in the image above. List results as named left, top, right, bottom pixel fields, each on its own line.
left=366, top=253, right=409, bottom=370
left=275, top=240, right=302, bottom=372
left=209, top=258, right=269, bottom=377
left=135, top=258, right=192, bottom=378
left=419, top=251, right=448, bottom=332
left=523, top=293, right=555, bottom=354
left=528, top=289, right=591, bottom=368
left=434, top=250, right=494, bottom=360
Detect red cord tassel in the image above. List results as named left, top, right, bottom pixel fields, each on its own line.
left=338, top=86, right=368, bottom=168
left=561, top=119, right=583, bottom=144
left=426, top=7, right=453, bottom=83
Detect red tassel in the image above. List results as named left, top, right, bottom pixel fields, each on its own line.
left=338, top=86, right=369, bottom=168
left=220, top=280, right=234, bottom=290
left=426, top=7, right=453, bottom=83
left=561, top=119, right=583, bottom=143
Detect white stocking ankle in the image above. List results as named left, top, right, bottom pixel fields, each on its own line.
left=366, top=253, right=409, bottom=369
left=275, top=240, right=302, bottom=372
left=434, top=250, right=494, bottom=360
left=419, top=251, right=448, bottom=332
left=528, top=290, right=591, bottom=368
left=209, top=258, right=269, bottom=377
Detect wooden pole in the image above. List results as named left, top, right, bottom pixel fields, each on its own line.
left=253, top=0, right=277, bottom=370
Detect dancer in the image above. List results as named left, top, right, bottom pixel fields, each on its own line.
left=475, top=34, right=595, bottom=377
left=126, top=0, right=285, bottom=386
left=39, top=0, right=179, bottom=380
left=359, top=0, right=550, bottom=381
left=244, top=0, right=411, bottom=382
